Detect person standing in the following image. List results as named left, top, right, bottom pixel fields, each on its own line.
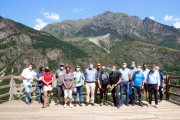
left=55, top=63, right=66, bottom=105
left=21, top=63, right=36, bottom=104
left=35, top=66, right=44, bottom=104
left=62, top=66, right=74, bottom=108
left=131, top=65, right=145, bottom=107
left=95, top=63, right=101, bottom=103
left=98, top=66, right=109, bottom=106
left=42, top=66, right=54, bottom=108
left=119, top=62, right=131, bottom=106
left=156, top=66, right=164, bottom=103
left=109, top=66, right=121, bottom=108
left=146, top=64, right=160, bottom=108
left=129, top=61, right=137, bottom=104
left=84, top=63, right=97, bottom=106
left=73, top=66, right=85, bottom=107
left=142, top=63, right=150, bottom=101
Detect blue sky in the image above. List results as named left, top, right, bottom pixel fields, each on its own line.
left=0, top=0, right=180, bottom=30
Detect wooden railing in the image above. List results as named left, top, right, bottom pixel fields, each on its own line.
left=166, top=76, right=180, bottom=100
left=0, top=75, right=180, bottom=102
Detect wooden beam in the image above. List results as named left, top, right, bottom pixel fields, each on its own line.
left=13, top=76, right=23, bottom=79
left=166, top=75, right=170, bottom=100
left=0, top=93, right=10, bottom=98
left=169, top=92, right=180, bottom=97
left=9, top=76, right=14, bottom=101
left=0, top=85, right=10, bottom=89
left=168, top=76, right=180, bottom=79
left=169, top=84, right=180, bottom=89
left=0, top=76, right=11, bottom=79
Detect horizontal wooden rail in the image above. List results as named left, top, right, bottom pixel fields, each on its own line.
left=0, top=85, right=10, bottom=89
left=168, top=76, right=180, bottom=79
left=0, top=93, right=10, bottom=99
left=169, top=92, right=180, bottom=97
left=0, top=76, right=11, bottom=79
left=169, top=85, right=180, bottom=89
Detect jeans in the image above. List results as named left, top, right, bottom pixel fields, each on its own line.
left=120, top=82, right=129, bottom=103
left=74, top=86, right=83, bottom=102
left=148, top=84, right=158, bottom=104
left=24, top=83, right=32, bottom=103
left=159, top=86, right=163, bottom=100
left=37, top=86, right=43, bottom=101
left=111, top=85, right=120, bottom=106
left=133, top=86, right=142, bottom=104
left=100, top=89, right=108, bottom=103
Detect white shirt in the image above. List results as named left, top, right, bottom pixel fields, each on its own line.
left=21, top=68, right=36, bottom=85
left=142, top=68, right=150, bottom=83
left=147, top=71, right=160, bottom=86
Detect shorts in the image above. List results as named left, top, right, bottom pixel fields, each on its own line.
left=144, top=83, right=147, bottom=91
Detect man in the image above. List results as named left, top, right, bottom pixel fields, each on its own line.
left=21, top=63, right=36, bottom=104
left=109, top=66, right=121, bottom=109
left=142, top=63, right=150, bottom=101
left=119, top=62, right=131, bottom=106
left=55, top=63, right=66, bottom=105
left=95, top=63, right=101, bottom=103
left=156, top=66, right=164, bottom=103
left=146, top=64, right=160, bottom=108
left=35, top=66, right=44, bottom=103
left=131, top=65, right=145, bottom=107
left=129, top=61, right=137, bottom=104
left=84, top=63, right=97, bottom=106
left=98, top=66, right=109, bottom=106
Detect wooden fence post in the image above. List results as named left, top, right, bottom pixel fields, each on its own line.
left=166, top=75, right=170, bottom=100
left=9, top=75, right=14, bottom=101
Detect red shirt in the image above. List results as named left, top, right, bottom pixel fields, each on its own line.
left=42, top=72, right=53, bottom=86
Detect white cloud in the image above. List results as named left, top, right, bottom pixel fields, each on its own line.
left=34, top=18, right=47, bottom=30
left=149, top=16, right=155, bottom=20
left=42, top=12, right=60, bottom=20
left=174, top=22, right=180, bottom=29
left=164, top=15, right=180, bottom=21
left=73, top=8, right=82, bottom=13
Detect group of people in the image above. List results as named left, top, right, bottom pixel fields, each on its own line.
left=21, top=61, right=164, bottom=109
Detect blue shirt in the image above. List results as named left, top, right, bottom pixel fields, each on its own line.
left=132, top=72, right=145, bottom=86
left=84, top=68, right=97, bottom=82
left=36, top=71, right=44, bottom=87
left=159, top=72, right=164, bottom=87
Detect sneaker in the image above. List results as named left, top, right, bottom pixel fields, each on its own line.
left=64, top=104, right=67, bottom=108
left=120, top=103, right=123, bottom=107
left=74, top=102, right=77, bottom=107
left=70, top=104, right=73, bottom=108
left=104, top=103, right=108, bottom=106
left=100, top=103, right=103, bottom=106
left=147, top=104, right=151, bottom=107
left=111, top=103, right=115, bottom=107
left=47, top=104, right=50, bottom=107
left=85, top=102, right=89, bottom=106
left=139, top=103, right=143, bottom=107
left=155, top=105, right=158, bottom=108
left=91, top=103, right=95, bottom=106
left=132, top=103, right=135, bottom=106
left=79, top=102, right=82, bottom=107
left=55, top=102, right=59, bottom=105
left=117, top=104, right=120, bottom=109
left=42, top=105, right=47, bottom=108
left=126, top=103, right=129, bottom=106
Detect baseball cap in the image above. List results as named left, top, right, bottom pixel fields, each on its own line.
left=60, top=63, right=64, bottom=66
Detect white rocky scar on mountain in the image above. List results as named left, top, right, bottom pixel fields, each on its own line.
left=89, top=33, right=111, bottom=53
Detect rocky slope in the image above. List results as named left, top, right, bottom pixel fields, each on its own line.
left=41, top=11, right=180, bottom=50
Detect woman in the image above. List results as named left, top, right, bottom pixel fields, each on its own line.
left=73, top=66, right=85, bottom=107
left=41, top=66, right=53, bottom=108
left=63, top=66, right=74, bottom=108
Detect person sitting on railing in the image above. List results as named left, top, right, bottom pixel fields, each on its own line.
left=41, top=66, right=54, bottom=108
left=62, top=66, right=74, bottom=108
left=156, top=66, right=164, bottom=103
left=73, top=65, right=85, bottom=107
left=35, top=66, right=44, bottom=104
left=21, top=63, right=37, bottom=104
left=146, top=64, right=160, bottom=108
